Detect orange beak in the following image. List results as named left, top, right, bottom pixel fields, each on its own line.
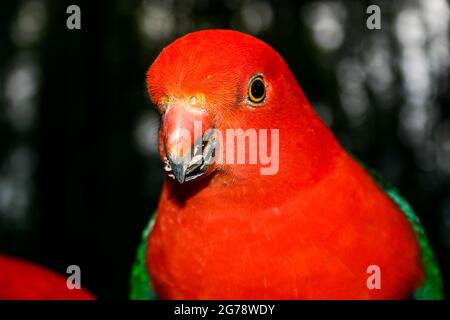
left=162, top=101, right=214, bottom=183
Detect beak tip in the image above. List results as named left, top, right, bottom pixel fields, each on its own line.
left=169, top=158, right=187, bottom=184
left=174, top=173, right=185, bottom=184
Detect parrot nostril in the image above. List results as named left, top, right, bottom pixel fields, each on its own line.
left=189, top=96, right=197, bottom=105
left=161, top=95, right=169, bottom=114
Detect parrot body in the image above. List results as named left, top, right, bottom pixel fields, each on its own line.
left=130, top=30, right=443, bottom=299
left=0, top=255, right=94, bottom=300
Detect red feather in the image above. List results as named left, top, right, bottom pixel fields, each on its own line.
left=0, top=255, right=95, bottom=300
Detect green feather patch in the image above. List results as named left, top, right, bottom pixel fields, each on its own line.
left=129, top=214, right=157, bottom=300
left=362, top=163, right=443, bottom=299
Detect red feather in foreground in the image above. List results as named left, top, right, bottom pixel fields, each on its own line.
left=0, top=255, right=94, bottom=300
left=142, top=30, right=432, bottom=299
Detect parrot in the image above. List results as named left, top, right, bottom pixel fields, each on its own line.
left=0, top=254, right=94, bottom=300
left=130, top=29, right=443, bottom=300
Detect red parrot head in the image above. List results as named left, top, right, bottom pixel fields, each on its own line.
left=146, top=30, right=326, bottom=184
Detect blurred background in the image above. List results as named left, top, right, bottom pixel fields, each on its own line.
left=0, top=0, right=449, bottom=299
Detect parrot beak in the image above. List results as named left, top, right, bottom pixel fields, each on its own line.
left=162, top=102, right=214, bottom=184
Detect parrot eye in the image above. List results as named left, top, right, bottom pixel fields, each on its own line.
left=248, top=75, right=266, bottom=104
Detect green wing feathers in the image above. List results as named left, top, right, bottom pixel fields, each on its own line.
left=366, top=166, right=444, bottom=299
left=129, top=214, right=157, bottom=300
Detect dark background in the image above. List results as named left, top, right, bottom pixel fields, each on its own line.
left=0, top=0, right=449, bottom=299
